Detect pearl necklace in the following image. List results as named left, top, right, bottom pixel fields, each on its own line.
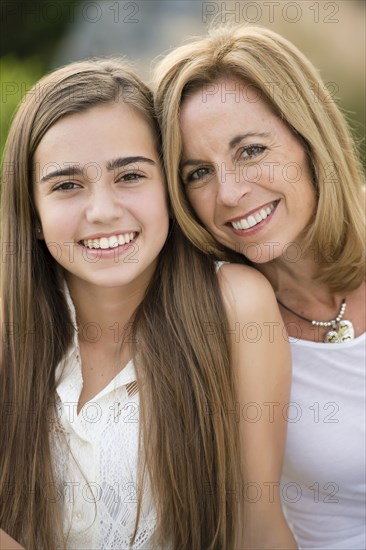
left=277, top=298, right=355, bottom=343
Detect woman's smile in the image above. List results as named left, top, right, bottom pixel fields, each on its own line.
left=225, top=199, right=280, bottom=234
left=179, top=77, right=316, bottom=263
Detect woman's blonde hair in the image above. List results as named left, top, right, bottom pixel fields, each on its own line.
left=153, top=24, right=365, bottom=293
left=0, top=59, right=240, bottom=549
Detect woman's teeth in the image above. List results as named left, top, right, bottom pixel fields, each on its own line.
left=231, top=203, right=276, bottom=230
left=81, top=232, right=136, bottom=249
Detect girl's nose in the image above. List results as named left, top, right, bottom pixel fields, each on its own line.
left=85, top=185, right=123, bottom=224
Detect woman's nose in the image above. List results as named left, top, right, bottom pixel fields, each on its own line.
left=216, top=163, right=251, bottom=206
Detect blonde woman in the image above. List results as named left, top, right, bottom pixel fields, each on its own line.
left=153, top=25, right=365, bottom=549
left=0, top=58, right=295, bottom=549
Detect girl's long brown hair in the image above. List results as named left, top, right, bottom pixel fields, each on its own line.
left=0, top=59, right=240, bottom=549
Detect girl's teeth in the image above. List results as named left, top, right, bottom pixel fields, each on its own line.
left=265, top=207, right=271, bottom=215
left=82, top=233, right=135, bottom=249
left=109, top=236, right=119, bottom=248
left=100, top=237, right=109, bottom=249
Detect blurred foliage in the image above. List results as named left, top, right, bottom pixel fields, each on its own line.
left=0, top=0, right=364, bottom=169
left=0, top=0, right=80, bottom=159
left=0, top=56, right=45, bottom=156
left=0, top=0, right=80, bottom=63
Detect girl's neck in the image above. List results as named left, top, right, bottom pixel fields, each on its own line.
left=64, top=275, right=151, bottom=413
left=65, top=275, right=148, bottom=348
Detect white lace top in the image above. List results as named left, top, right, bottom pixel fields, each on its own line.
left=50, top=289, right=158, bottom=549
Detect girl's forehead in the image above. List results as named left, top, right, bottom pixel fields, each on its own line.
left=35, top=103, right=157, bottom=157
left=45, top=101, right=143, bottom=133
left=32, top=102, right=161, bottom=184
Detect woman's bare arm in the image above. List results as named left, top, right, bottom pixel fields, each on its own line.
left=0, top=530, right=25, bottom=550
left=218, top=263, right=297, bottom=549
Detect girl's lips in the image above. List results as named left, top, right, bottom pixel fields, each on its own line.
left=78, top=239, right=137, bottom=259
left=79, top=231, right=138, bottom=247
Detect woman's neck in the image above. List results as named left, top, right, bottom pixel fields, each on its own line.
left=256, top=254, right=338, bottom=306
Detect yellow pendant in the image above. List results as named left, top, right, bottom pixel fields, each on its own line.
left=325, top=320, right=355, bottom=343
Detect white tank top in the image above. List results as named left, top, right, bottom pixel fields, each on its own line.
left=281, top=333, right=366, bottom=549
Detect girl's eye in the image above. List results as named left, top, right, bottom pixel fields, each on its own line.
left=184, top=166, right=214, bottom=186
left=53, top=181, right=80, bottom=192
left=240, top=145, right=266, bottom=160
left=117, top=172, right=144, bottom=183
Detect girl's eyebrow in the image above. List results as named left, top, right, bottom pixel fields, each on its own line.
left=106, top=156, right=156, bottom=170
left=40, top=165, right=82, bottom=183
left=40, top=156, right=156, bottom=183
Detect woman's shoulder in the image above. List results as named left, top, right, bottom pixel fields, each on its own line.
left=216, top=262, right=280, bottom=323
left=0, top=529, right=25, bottom=549
left=217, top=261, right=275, bottom=298
left=217, top=261, right=269, bottom=284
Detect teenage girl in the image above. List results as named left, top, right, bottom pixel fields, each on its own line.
left=0, top=59, right=296, bottom=549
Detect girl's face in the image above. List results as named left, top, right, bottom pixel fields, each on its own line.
left=33, top=102, right=169, bottom=290
left=179, top=77, right=316, bottom=264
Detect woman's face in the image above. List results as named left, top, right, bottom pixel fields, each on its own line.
left=33, top=101, right=169, bottom=290
left=179, top=77, right=316, bottom=263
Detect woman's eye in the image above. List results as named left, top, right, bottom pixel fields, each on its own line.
left=184, top=166, right=214, bottom=185
left=240, top=145, right=266, bottom=160
left=53, top=181, right=80, bottom=192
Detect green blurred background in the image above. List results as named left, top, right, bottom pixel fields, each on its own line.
left=1, top=0, right=365, bottom=166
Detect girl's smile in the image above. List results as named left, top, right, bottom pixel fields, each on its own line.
left=33, top=102, right=169, bottom=290
left=79, top=230, right=137, bottom=249
left=77, top=230, right=138, bottom=261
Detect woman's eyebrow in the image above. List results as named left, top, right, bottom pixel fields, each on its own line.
left=39, top=156, right=156, bottom=183
left=180, top=132, right=271, bottom=171
left=229, top=132, right=270, bottom=149
left=180, top=159, right=206, bottom=170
